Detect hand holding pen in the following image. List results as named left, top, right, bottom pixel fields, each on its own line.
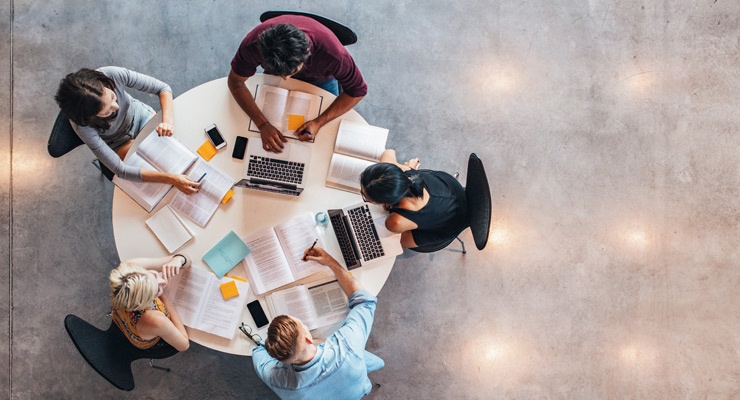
left=302, top=238, right=319, bottom=261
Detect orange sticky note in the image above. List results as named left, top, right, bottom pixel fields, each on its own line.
left=287, top=114, right=305, bottom=130
left=197, top=140, right=218, bottom=161
left=221, top=189, right=234, bottom=204
left=220, top=280, right=239, bottom=300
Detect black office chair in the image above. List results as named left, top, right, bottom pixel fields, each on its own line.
left=413, top=153, right=492, bottom=254
left=260, top=11, right=358, bottom=46
left=48, top=111, right=114, bottom=181
left=64, top=314, right=178, bottom=391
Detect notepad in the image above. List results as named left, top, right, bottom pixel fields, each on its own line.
left=203, top=231, right=251, bottom=278
left=219, top=280, right=240, bottom=300
left=145, top=205, right=194, bottom=253
left=197, top=140, right=218, bottom=161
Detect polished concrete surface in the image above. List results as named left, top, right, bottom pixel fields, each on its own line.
left=4, top=0, right=740, bottom=399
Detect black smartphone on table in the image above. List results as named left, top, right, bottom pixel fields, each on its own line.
left=233, top=136, right=248, bottom=159
left=247, top=300, right=269, bottom=328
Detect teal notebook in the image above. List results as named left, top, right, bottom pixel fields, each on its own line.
left=202, top=231, right=251, bottom=278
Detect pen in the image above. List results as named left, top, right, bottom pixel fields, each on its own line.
left=301, top=130, right=313, bottom=136
left=303, top=238, right=319, bottom=261
left=196, top=172, right=207, bottom=183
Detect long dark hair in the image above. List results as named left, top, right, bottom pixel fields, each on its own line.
left=54, top=68, right=117, bottom=130
left=360, top=163, right=425, bottom=206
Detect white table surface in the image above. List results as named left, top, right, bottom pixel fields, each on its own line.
left=111, top=74, right=396, bottom=356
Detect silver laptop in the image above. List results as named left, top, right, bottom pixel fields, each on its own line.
left=235, top=137, right=312, bottom=196
left=328, top=202, right=403, bottom=270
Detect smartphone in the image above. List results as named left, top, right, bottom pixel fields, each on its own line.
left=205, top=124, right=226, bottom=149
left=247, top=300, right=269, bottom=328
left=232, top=136, right=248, bottom=159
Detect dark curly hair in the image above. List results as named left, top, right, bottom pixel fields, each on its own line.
left=258, top=24, right=310, bottom=76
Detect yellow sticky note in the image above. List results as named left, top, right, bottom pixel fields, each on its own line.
left=287, top=114, right=305, bottom=131
left=221, top=189, right=234, bottom=204
left=220, top=280, right=239, bottom=300
left=197, top=140, right=218, bottom=161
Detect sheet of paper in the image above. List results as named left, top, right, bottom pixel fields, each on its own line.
left=242, top=230, right=295, bottom=295
left=308, top=281, right=349, bottom=328
left=275, top=213, right=327, bottom=280
left=269, top=285, right=317, bottom=330
left=334, top=120, right=389, bottom=162
left=145, top=205, right=193, bottom=253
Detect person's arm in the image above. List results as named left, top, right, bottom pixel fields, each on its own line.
left=137, top=295, right=190, bottom=352
left=126, top=254, right=192, bottom=278
left=156, top=91, right=174, bottom=136
left=295, top=93, right=363, bottom=142
left=227, top=69, right=287, bottom=153
left=140, top=170, right=200, bottom=195
left=385, top=213, right=418, bottom=233
left=303, top=246, right=361, bottom=296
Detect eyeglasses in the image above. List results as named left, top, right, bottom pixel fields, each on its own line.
left=360, top=190, right=371, bottom=203
left=239, top=323, right=263, bottom=346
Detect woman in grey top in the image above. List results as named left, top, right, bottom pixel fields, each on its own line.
left=55, top=66, right=200, bottom=194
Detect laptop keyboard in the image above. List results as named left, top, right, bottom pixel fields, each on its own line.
left=347, top=205, right=385, bottom=261
left=247, top=156, right=304, bottom=184
left=329, top=212, right=360, bottom=269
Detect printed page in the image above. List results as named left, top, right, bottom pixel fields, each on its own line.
left=168, top=159, right=236, bottom=227
left=254, top=85, right=289, bottom=131
left=325, top=153, right=374, bottom=193
left=137, top=133, right=197, bottom=174
left=165, top=267, right=212, bottom=329
left=334, top=120, right=389, bottom=161
left=284, top=91, right=322, bottom=136
left=268, top=285, right=318, bottom=330
left=193, top=277, right=250, bottom=339
left=308, top=281, right=349, bottom=328
left=145, top=205, right=193, bottom=253
left=242, top=229, right=295, bottom=295
left=113, top=152, right=171, bottom=212
left=275, top=213, right=327, bottom=280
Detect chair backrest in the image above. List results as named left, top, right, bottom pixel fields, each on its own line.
left=260, top=11, right=358, bottom=46
left=48, top=111, right=84, bottom=158
left=64, top=314, right=178, bottom=391
left=464, top=154, right=492, bottom=251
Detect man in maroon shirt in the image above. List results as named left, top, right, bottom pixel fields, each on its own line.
left=228, top=15, right=367, bottom=153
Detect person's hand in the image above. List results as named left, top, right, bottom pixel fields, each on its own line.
left=303, top=246, right=336, bottom=266
left=259, top=122, right=287, bottom=153
left=295, top=120, right=321, bottom=142
left=403, top=157, right=421, bottom=170
left=171, top=174, right=201, bottom=194
left=161, top=257, right=184, bottom=280
left=156, top=122, right=174, bottom=137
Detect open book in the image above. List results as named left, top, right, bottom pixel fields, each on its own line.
left=242, top=213, right=327, bottom=295
left=265, top=280, right=348, bottom=331
left=168, top=158, right=235, bottom=227
left=325, top=120, right=389, bottom=193
left=247, top=84, right=324, bottom=140
left=113, top=133, right=198, bottom=212
left=165, top=266, right=250, bottom=339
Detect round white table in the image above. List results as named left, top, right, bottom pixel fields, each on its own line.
left=112, top=74, right=396, bottom=355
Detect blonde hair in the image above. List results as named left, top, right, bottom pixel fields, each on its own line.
left=265, top=315, right=301, bottom=362
left=109, top=262, right=157, bottom=311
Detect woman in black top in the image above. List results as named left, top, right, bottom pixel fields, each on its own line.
left=360, top=150, right=468, bottom=249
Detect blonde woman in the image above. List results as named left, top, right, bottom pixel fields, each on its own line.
left=109, top=254, right=191, bottom=352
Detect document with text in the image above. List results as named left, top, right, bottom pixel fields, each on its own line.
left=169, top=158, right=235, bottom=227
left=265, top=280, right=348, bottom=330
left=242, top=213, right=328, bottom=295
left=248, top=84, right=324, bottom=140
left=325, top=120, right=389, bottom=193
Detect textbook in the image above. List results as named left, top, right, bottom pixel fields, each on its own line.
left=265, top=280, right=349, bottom=331
left=242, top=213, right=328, bottom=295
left=113, top=133, right=198, bottom=212
left=325, top=120, right=389, bottom=193
left=145, top=205, right=194, bottom=253
left=165, top=266, right=250, bottom=339
left=168, top=158, right=236, bottom=228
left=247, top=84, right=324, bottom=140
left=202, top=230, right=251, bottom=278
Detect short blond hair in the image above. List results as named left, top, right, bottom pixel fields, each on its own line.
left=109, top=262, right=157, bottom=311
left=265, top=315, right=301, bottom=362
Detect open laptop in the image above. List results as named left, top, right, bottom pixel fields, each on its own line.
left=328, top=202, right=403, bottom=270
left=234, top=137, right=312, bottom=196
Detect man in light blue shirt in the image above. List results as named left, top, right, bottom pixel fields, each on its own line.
left=252, top=247, right=384, bottom=399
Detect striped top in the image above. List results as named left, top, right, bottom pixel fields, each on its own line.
left=111, top=298, right=170, bottom=349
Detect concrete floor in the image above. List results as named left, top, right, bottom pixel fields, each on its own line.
left=3, top=0, right=740, bottom=399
